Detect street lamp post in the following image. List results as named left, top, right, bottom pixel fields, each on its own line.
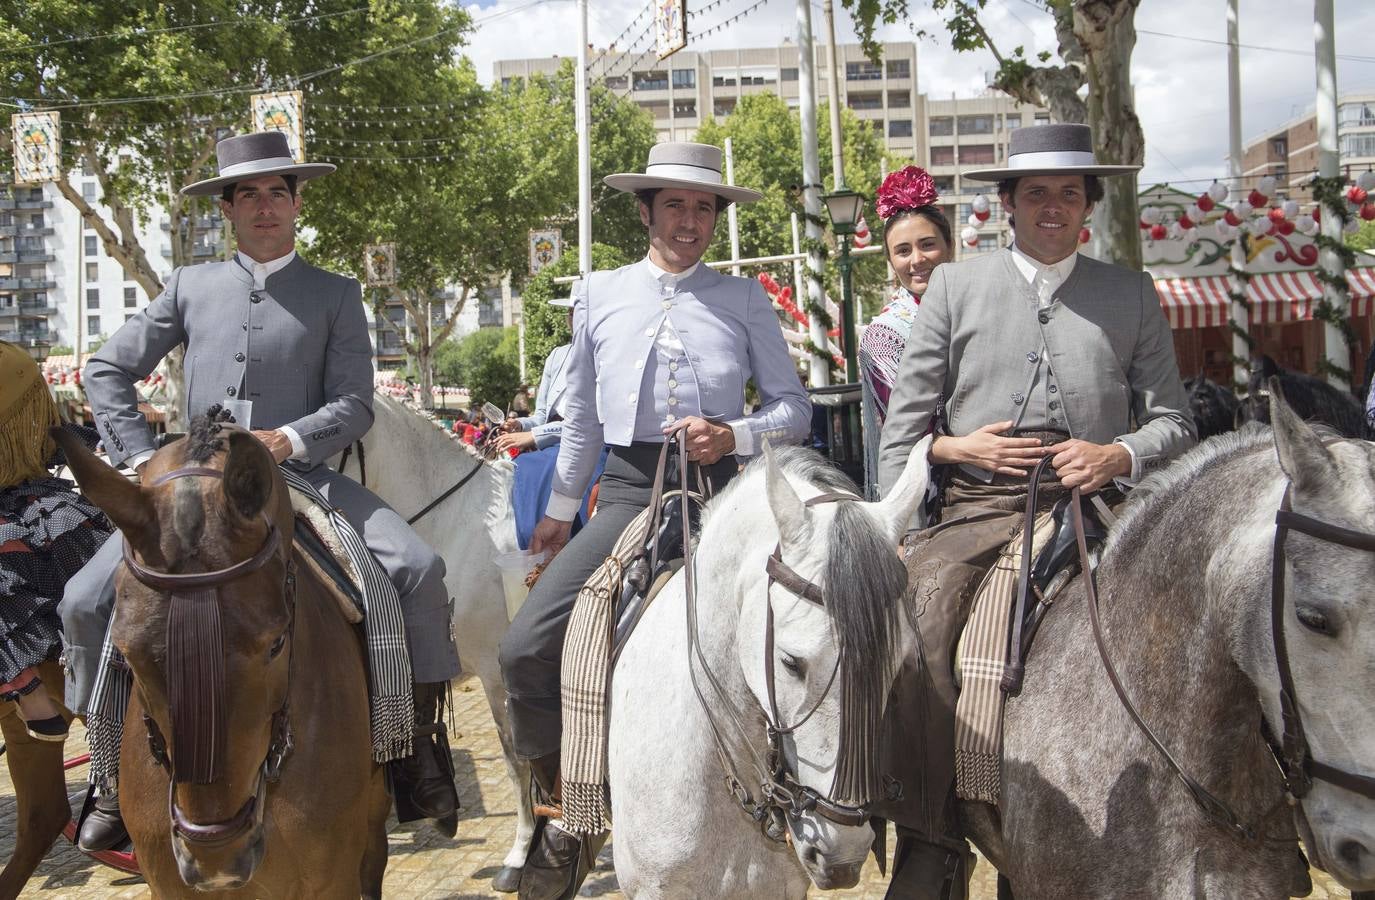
left=822, top=188, right=865, bottom=381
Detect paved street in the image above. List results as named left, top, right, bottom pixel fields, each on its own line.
left=1, top=675, right=1352, bottom=899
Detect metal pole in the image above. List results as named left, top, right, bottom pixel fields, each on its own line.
left=1227, top=0, right=1249, bottom=389
left=790, top=212, right=804, bottom=313
left=798, top=0, right=830, bottom=386
left=74, top=198, right=84, bottom=368
left=839, top=235, right=857, bottom=380
left=822, top=0, right=845, bottom=191
left=725, top=137, right=742, bottom=276
left=1314, top=0, right=1347, bottom=387
left=576, top=0, right=592, bottom=275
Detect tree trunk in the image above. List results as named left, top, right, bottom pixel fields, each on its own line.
left=1076, top=0, right=1145, bottom=270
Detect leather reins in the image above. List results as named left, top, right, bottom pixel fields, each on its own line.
left=121, top=465, right=297, bottom=846
left=1075, top=480, right=1375, bottom=845
left=677, top=430, right=869, bottom=843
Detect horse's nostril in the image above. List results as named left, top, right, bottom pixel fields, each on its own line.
left=803, top=845, right=820, bottom=866
left=1338, top=839, right=1368, bottom=866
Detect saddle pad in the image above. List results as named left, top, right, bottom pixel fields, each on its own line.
left=293, top=516, right=365, bottom=625
left=287, top=485, right=365, bottom=617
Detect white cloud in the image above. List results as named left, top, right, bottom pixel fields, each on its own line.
left=461, top=0, right=1375, bottom=188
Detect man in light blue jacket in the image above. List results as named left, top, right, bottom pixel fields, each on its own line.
left=498, top=142, right=811, bottom=898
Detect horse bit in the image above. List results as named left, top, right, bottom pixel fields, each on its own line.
left=677, top=442, right=868, bottom=844
left=120, top=465, right=297, bottom=847
left=1077, top=480, right=1375, bottom=844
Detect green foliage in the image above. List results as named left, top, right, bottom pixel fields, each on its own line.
left=1349, top=218, right=1375, bottom=254
left=838, top=0, right=909, bottom=62
left=444, top=327, right=521, bottom=411
left=521, top=243, right=627, bottom=378
left=48, top=345, right=74, bottom=356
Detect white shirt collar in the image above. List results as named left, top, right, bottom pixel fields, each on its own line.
left=1009, top=242, right=1077, bottom=287
left=645, top=256, right=700, bottom=285
left=237, top=249, right=297, bottom=288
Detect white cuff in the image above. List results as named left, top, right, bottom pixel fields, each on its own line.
left=279, top=426, right=307, bottom=461
left=126, top=449, right=156, bottom=472
left=545, top=490, right=582, bottom=522
left=728, top=418, right=753, bottom=457
left=1112, top=439, right=1141, bottom=489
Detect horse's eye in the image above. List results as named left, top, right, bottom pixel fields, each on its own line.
left=1295, top=605, right=1335, bottom=637
left=780, top=654, right=803, bottom=677
left=269, top=633, right=287, bottom=659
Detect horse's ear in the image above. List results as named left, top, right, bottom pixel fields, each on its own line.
left=874, top=434, right=932, bottom=543
left=49, top=426, right=158, bottom=550
left=1269, top=376, right=1337, bottom=493
left=762, top=441, right=810, bottom=549
left=222, top=429, right=276, bottom=521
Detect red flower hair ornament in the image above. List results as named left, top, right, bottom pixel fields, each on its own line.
left=876, top=166, right=939, bottom=220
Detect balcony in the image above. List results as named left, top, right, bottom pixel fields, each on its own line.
left=0, top=224, right=55, bottom=237
left=0, top=330, right=51, bottom=346
left=0, top=277, right=57, bottom=291
left=0, top=251, right=54, bottom=264
left=17, top=200, right=53, bottom=210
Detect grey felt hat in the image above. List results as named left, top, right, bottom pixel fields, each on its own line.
left=962, top=123, right=1140, bottom=182
left=604, top=142, right=762, bottom=205
left=181, top=131, right=336, bottom=197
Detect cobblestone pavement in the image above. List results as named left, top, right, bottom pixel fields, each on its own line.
left=1, top=675, right=1352, bottom=899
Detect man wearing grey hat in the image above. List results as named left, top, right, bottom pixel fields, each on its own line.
left=872, top=123, right=1195, bottom=898
left=497, top=142, right=811, bottom=899
left=61, top=131, right=461, bottom=849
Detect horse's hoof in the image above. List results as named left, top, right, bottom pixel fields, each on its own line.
left=491, top=865, right=522, bottom=893
left=432, top=812, right=458, bottom=839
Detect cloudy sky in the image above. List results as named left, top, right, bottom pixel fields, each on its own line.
left=457, top=0, right=1375, bottom=189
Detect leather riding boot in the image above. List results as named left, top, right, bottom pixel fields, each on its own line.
left=884, top=831, right=974, bottom=900
left=389, top=681, right=460, bottom=822
left=519, top=752, right=604, bottom=900
left=77, top=787, right=129, bottom=852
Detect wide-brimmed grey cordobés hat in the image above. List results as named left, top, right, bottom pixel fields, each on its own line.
left=181, top=131, right=336, bottom=197
left=962, top=123, right=1140, bottom=182
left=604, top=142, right=762, bottom=205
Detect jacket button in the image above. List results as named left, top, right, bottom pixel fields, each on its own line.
left=250, top=292, right=262, bottom=304
left=1011, top=392, right=1024, bottom=405
left=235, top=352, right=245, bottom=362
left=226, top=386, right=237, bottom=397
left=1026, top=351, right=1038, bottom=363
left=1038, top=311, right=1049, bottom=325
left=1049, top=399, right=1060, bottom=410
left=1049, top=384, right=1058, bottom=394
left=241, top=322, right=247, bottom=331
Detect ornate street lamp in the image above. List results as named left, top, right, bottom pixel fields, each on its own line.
left=821, top=188, right=865, bottom=381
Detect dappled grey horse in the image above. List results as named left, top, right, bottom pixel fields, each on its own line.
left=961, top=390, right=1375, bottom=897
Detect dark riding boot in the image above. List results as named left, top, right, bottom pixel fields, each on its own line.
left=884, top=830, right=975, bottom=900
left=77, top=787, right=129, bottom=853
left=389, top=681, right=460, bottom=822
left=519, top=752, right=604, bottom=900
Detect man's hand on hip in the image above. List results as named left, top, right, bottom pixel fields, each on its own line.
left=251, top=429, right=293, bottom=464
left=531, top=516, right=573, bottom=561
left=1046, top=439, right=1131, bottom=492
left=931, top=420, right=1051, bottom=475
left=667, top=416, right=734, bottom=465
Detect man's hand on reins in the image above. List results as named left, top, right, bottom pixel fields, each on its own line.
left=531, top=515, right=573, bottom=560
left=1046, top=438, right=1131, bottom=491
left=666, top=416, right=735, bottom=465
left=493, top=430, right=536, bottom=454
left=251, top=429, right=293, bottom=464
left=931, top=420, right=1051, bottom=476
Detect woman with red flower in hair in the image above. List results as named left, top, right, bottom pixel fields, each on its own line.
left=859, top=166, right=952, bottom=495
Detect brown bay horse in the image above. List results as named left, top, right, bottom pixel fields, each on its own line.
left=0, top=659, right=72, bottom=900
left=54, top=420, right=389, bottom=897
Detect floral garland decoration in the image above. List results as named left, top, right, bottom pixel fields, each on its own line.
left=1309, top=175, right=1359, bottom=387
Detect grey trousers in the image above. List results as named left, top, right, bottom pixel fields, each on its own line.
left=498, top=443, right=737, bottom=761
left=59, top=462, right=458, bottom=717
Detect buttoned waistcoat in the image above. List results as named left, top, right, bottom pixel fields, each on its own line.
left=877, top=249, right=1196, bottom=495
left=85, top=255, right=374, bottom=469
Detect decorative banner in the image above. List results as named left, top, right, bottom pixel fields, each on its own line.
left=251, top=91, right=305, bottom=162
left=364, top=242, right=397, bottom=286
left=12, top=112, right=61, bottom=184
left=528, top=228, right=562, bottom=276
left=655, top=0, right=687, bottom=59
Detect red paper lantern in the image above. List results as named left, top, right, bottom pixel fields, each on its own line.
left=1149, top=224, right=1167, bottom=241
left=1178, top=214, right=1195, bottom=230
left=1267, top=207, right=1286, bottom=223
left=1349, top=186, right=1369, bottom=205
left=1362, top=203, right=1375, bottom=221
left=1196, top=194, right=1215, bottom=213
left=974, top=209, right=990, bottom=222
left=1079, top=227, right=1091, bottom=244
left=1247, top=190, right=1268, bottom=209
left=1139, top=219, right=1150, bottom=230
left=1223, top=211, right=1242, bottom=227
left=1313, top=206, right=1321, bottom=222
left=1277, top=220, right=1296, bottom=235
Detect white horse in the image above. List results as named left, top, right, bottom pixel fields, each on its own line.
left=336, top=393, right=533, bottom=891
left=608, top=440, right=931, bottom=898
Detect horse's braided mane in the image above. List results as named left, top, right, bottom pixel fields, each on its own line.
left=749, top=446, right=908, bottom=803
left=185, top=407, right=234, bottom=463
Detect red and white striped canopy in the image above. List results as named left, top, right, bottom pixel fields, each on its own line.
left=1153, top=268, right=1375, bottom=329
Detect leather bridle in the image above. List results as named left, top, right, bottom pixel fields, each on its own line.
left=676, top=429, right=869, bottom=843
left=120, top=465, right=296, bottom=847
left=1077, top=479, right=1375, bottom=845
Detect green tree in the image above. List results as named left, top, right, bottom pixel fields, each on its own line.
left=520, top=243, right=628, bottom=378
left=445, top=327, right=520, bottom=412
left=1349, top=218, right=1375, bottom=255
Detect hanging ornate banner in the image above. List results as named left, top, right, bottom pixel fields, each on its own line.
left=655, top=0, right=687, bottom=60
left=251, top=91, right=305, bottom=162
left=364, top=242, right=397, bottom=286
left=528, top=228, right=562, bottom=276
left=11, top=112, right=61, bottom=184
